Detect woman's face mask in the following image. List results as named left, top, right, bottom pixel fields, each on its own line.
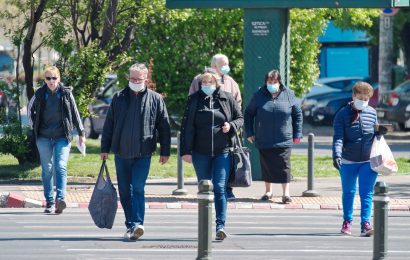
left=353, top=98, right=369, bottom=110
left=267, top=83, right=280, bottom=94
left=201, top=84, right=216, bottom=96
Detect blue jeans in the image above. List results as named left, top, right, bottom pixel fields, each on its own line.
left=36, top=137, right=71, bottom=203
left=115, top=155, right=151, bottom=229
left=192, top=151, right=231, bottom=231
left=339, top=162, right=378, bottom=224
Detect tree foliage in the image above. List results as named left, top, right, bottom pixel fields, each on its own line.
left=0, top=1, right=383, bottom=117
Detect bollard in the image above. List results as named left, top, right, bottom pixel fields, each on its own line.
left=302, top=133, right=319, bottom=197
left=197, top=180, right=214, bottom=260
left=173, top=132, right=188, bottom=195
left=373, top=181, right=389, bottom=260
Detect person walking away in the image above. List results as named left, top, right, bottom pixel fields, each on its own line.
left=244, top=69, right=302, bottom=204
left=100, top=63, right=171, bottom=240
left=188, top=53, right=242, bottom=200
left=180, top=71, right=243, bottom=241
left=28, top=66, right=86, bottom=214
left=333, top=81, right=386, bottom=237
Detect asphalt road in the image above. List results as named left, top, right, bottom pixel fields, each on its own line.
left=0, top=208, right=409, bottom=260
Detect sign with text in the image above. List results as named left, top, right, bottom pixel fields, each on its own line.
left=251, top=21, right=271, bottom=37
left=166, top=0, right=408, bottom=9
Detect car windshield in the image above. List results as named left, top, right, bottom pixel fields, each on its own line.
left=102, top=81, right=120, bottom=99
left=394, top=80, right=410, bottom=93
left=324, top=79, right=359, bottom=91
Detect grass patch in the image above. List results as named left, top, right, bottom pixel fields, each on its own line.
left=0, top=139, right=197, bottom=182
left=1, top=139, right=409, bottom=181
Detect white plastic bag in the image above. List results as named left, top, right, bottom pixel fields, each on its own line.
left=76, top=135, right=86, bottom=156
left=370, top=135, right=398, bottom=175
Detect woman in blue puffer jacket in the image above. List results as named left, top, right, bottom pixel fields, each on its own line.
left=332, top=81, right=386, bottom=237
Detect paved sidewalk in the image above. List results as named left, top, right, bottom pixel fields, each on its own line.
left=1, top=175, right=409, bottom=211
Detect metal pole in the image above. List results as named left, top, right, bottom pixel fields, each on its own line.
left=173, top=131, right=188, bottom=195
left=197, top=180, right=213, bottom=260
left=302, top=133, right=319, bottom=197
left=373, top=181, right=389, bottom=260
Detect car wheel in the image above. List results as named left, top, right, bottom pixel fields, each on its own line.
left=83, top=117, right=99, bottom=139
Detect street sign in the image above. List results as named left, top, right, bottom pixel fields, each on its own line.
left=392, top=0, right=410, bottom=7
left=166, top=0, right=408, bottom=9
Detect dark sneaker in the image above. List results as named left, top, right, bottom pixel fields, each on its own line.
left=260, top=192, right=273, bottom=201
left=282, top=196, right=292, bottom=204
left=361, top=221, right=373, bottom=237
left=341, top=220, right=352, bottom=235
left=55, top=200, right=66, bottom=214
left=44, top=202, right=55, bottom=213
left=215, top=229, right=227, bottom=241
left=226, top=190, right=236, bottom=201
left=130, top=225, right=144, bottom=240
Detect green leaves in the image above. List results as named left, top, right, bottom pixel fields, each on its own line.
left=64, top=43, right=110, bottom=117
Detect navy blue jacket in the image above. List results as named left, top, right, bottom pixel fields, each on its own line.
left=244, top=86, right=303, bottom=149
left=332, top=103, right=378, bottom=161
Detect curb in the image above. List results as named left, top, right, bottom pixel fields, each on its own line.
left=1, top=192, right=409, bottom=211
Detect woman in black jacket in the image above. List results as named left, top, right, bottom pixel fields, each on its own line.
left=180, top=70, right=243, bottom=241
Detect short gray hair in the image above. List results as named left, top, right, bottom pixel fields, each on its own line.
left=129, top=63, right=148, bottom=78
left=211, top=54, right=229, bottom=66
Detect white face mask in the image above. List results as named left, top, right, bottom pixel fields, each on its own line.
left=129, top=81, right=145, bottom=92
left=353, top=98, right=369, bottom=110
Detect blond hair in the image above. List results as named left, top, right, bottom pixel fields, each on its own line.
left=352, top=81, right=373, bottom=98
left=44, top=66, right=60, bottom=78
left=200, top=72, right=220, bottom=88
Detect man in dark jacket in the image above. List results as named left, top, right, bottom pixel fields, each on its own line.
left=100, top=63, right=171, bottom=241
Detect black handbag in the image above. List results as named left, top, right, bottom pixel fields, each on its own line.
left=228, top=134, right=252, bottom=187
left=88, top=160, right=118, bottom=229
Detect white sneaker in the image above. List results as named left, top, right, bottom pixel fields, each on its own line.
left=130, top=225, right=145, bottom=240
left=124, top=228, right=132, bottom=239
left=215, top=229, right=227, bottom=241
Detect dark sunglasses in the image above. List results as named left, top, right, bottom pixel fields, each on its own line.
left=45, top=77, right=58, bottom=81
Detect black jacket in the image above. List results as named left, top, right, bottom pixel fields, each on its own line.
left=101, top=87, right=171, bottom=157
left=29, top=84, right=84, bottom=141
left=180, top=89, right=243, bottom=156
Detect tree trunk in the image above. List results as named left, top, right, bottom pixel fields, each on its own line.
left=89, top=0, right=102, bottom=42
left=23, top=0, right=48, bottom=101
left=99, top=0, right=118, bottom=49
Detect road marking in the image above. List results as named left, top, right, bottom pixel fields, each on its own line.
left=66, top=248, right=410, bottom=254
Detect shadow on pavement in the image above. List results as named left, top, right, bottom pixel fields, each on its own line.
left=235, top=232, right=341, bottom=237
